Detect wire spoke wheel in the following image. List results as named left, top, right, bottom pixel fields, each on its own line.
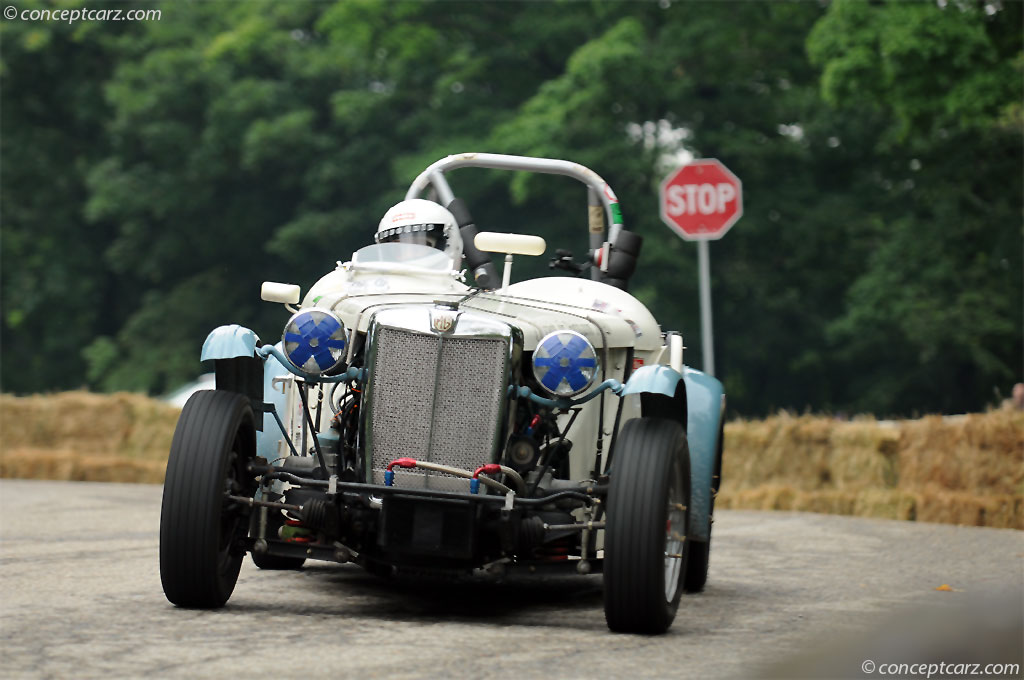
left=604, top=417, right=691, bottom=634
left=664, top=470, right=687, bottom=602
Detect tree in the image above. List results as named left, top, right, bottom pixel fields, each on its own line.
left=0, top=0, right=129, bottom=392
left=808, top=0, right=1023, bottom=413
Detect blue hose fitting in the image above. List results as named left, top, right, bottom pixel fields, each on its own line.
left=384, top=470, right=394, bottom=487
left=470, top=478, right=480, bottom=495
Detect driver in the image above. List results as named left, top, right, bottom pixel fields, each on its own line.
left=375, top=199, right=463, bottom=270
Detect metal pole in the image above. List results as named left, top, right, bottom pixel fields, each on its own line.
left=698, top=240, right=715, bottom=376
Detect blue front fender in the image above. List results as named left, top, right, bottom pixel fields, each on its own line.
left=200, top=325, right=285, bottom=459
left=619, top=364, right=683, bottom=399
left=201, top=324, right=260, bottom=361
left=682, top=367, right=725, bottom=542
left=620, top=364, right=724, bottom=542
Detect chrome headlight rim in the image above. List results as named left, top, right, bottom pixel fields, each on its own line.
left=281, top=308, right=347, bottom=375
left=532, top=329, right=599, bottom=398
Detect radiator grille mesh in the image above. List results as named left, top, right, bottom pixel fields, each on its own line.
left=369, top=326, right=508, bottom=490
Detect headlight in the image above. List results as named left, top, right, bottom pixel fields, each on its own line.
left=282, top=309, right=347, bottom=374
left=532, top=330, right=599, bottom=397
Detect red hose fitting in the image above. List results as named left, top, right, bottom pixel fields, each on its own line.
left=386, top=457, right=418, bottom=471
left=384, top=458, right=417, bottom=487
left=473, top=463, right=502, bottom=479
left=526, top=414, right=542, bottom=436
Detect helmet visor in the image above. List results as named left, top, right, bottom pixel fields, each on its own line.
left=376, top=223, right=449, bottom=251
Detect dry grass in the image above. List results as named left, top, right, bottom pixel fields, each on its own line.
left=1, top=392, right=1021, bottom=528
left=719, top=409, right=1024, bottom=529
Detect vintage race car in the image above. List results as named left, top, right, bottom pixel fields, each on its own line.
left=159, top=153, right=725, bottom=634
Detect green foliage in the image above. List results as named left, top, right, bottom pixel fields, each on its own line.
left=1, top=0, right=1019, bottom=416
left=0, top=0, right=126, bottom=391
left=807, top=0, right=1023, bottom=413
left=808, top=0, right=1023, bottom=137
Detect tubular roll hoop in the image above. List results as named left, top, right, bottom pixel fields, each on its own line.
left=404, top=153, right=625, bottom=244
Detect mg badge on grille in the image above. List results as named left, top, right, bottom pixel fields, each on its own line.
left=431, top=310, right=457, bottom=334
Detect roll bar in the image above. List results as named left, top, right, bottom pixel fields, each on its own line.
left=404, top=153, right=624, bottom=247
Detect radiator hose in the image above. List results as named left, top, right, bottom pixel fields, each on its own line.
left=384, top=458, right=526, bottom=495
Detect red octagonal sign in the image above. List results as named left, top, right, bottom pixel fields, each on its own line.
left=660, top=159, right=743, bottom=241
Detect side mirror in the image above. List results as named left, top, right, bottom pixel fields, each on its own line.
left=261, top=282, right=301, bottom=305
left=474, top=232, right=546, bottom=256
left=474, top=233, right=547, bottom=291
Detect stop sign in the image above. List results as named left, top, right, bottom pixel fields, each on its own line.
left=659, top=159, right=743, bottom=241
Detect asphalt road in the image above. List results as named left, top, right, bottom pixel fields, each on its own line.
left=0, top=479, right=1020, bottom=680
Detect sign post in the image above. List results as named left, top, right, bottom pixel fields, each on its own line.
left=659, top=159, right=743, bottom=376
left=697, top=240, right=714, bottom=376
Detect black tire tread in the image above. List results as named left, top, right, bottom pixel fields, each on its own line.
left=604, top=417, right=690, bottom=634
left=160, top=390, right=254, bottom=608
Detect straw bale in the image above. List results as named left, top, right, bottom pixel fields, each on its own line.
left=827, top=420, right=900, bottom=490
left=719, top=409, right=1021, bottom=528
left=851, top=489, right=917, bottom=521
left=0, top=391, right=179, bottom=461
left=914, top=490, right=1022, bottom=530
left=723, top=414, right=899, bottom=492
left=0, top=447, right=166, bottom=484
left=722, top=414, right=833, bottom=490
left=897, top=411, right=1023, bottom=495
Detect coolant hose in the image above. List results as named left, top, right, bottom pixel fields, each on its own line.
left=387, top=459, right=514, bottom=495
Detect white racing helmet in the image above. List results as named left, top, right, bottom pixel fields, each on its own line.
left=375, top=199, right=463, bottom=269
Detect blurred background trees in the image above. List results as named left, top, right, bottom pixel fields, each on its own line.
left=2, top=0, right=1020, bottom=416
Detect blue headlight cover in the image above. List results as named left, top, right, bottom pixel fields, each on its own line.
left=532, top=330, right=599, bottom=397
left=282, top=309, right=347, bottom=374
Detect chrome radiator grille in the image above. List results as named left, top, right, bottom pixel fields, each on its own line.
left=367, top=323, right=510, bottom=491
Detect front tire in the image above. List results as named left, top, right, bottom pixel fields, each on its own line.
left=160, top=390, right=257, bottom=607
left=604, top=417, right=691, bottom=634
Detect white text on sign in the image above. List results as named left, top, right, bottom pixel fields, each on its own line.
left=665, top=183, right=737, bottom=216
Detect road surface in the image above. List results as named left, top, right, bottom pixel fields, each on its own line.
left=0, top=479, right=1020, bottom=679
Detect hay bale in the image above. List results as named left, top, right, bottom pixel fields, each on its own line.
left=0, top=392, right=179, bottom=484
left=795, top=490, right=859, bottom=517
left=915, top=490, right=1023, bottom=529
left=724, top=414, right=898, bottom=492
left=0, top=391, right=179, bottom=461
left=71, top=455, right=167, bottom=484
left=827, top=420, right=900, bottom=490
left=0, top=447, right=167, bottom=485
left=721, top=410, right=1022, bottom=529
left=723, top=414, right=834, bottom=490
left=852, top=489, right=917, bottom=521
left=898, top=411, right=1023, bottom=495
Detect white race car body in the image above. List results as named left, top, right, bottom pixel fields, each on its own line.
left=165, top=154, right=725, bottom=634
